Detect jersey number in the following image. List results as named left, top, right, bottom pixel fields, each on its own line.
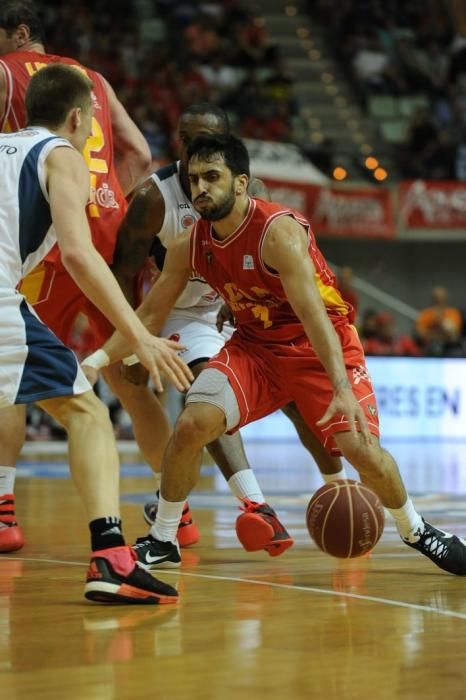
left=25, top=62, right=108, bottom=218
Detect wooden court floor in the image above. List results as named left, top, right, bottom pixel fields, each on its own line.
left=1, top=440, right=466, bottom=700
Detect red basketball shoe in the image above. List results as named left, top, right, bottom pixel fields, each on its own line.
left=84, top=545, right=179, bottom=604
left=143, top=498, right=199, bottom=548
left=0, top=494, right=24, bottom=553
left=236, top=499, right=294, bottom=557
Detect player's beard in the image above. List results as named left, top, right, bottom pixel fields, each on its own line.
left=196, top=182, right=236, bottom=221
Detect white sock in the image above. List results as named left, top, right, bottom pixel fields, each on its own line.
left=0, top=466, right=16, bottom=495
left=228, top=470, right=264, bottom=503
left=151, top=495, right=184, bottom=543
left=152, top=472, right=161, bottom=494
left=322, top=467, right=347, bottom=483
left=388, top=497, right=424, bottom=541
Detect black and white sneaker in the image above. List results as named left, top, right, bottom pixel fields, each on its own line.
left=403, top=519, right=466, bottom=575
left=133, top=535, right=181, bottom=570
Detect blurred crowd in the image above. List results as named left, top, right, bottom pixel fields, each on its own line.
left=36, top=0, right=296, bottom=163
left=310, top=0, right=466, bottom=180
left=340, top=266, right=466, bottom=358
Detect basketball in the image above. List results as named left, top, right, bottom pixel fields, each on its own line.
left=306, top=480, right=385, bottom=558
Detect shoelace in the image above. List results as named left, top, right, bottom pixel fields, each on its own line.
left=421, top=529, right=449, bottom=560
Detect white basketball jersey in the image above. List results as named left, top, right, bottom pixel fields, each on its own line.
left=151, top=162, right=221, bottom=321
left=0, top=127, right=71, bottom=289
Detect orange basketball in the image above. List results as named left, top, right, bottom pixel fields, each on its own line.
left=306, top=479, right=385, bottom=558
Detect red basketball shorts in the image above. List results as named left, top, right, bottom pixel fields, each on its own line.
left=207, top=324, right=380, bottom=455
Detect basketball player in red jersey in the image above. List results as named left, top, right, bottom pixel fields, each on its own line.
left=0, top=1, right=171, bottom=553
left=99, top=133, right=466, bottom=576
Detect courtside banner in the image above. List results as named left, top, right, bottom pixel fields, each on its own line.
left=399, top=180, right=466, bottom=228
left=262, top=178, right=395, bottom=238
left=241, top=357, right=466, bottom=441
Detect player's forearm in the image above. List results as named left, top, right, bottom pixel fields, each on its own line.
left=302, top=314, right=351, bottom=390
left=288, top=286, right=350, bottom=390
left=115, top=149, right=151, bottom=197
left=62, top=246, right=151, bottom=347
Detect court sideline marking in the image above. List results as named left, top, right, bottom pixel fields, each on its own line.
left=3, top=555, right=466, bottom=620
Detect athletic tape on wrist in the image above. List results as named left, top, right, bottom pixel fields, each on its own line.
left=122, top=354, right=139, bottom=366
left=81, top=349, right=110, bottom=370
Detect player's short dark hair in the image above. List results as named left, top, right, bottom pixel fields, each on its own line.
left=181, top=102, right=230, bottom=133
left=25, top=63, right=93, bottom=128
left=187, top=133, right=250, bottom=178
left=0, top=0, right=43, bottom=42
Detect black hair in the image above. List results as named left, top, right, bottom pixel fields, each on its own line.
left=0, top=0, right=43, bottom=42
left=181, top=102, right=230, bottom=133
left=25, top=63, right=93, bottom=128
left=187, top=133, right=250, bottom=178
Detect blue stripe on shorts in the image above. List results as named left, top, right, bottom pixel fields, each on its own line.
left=16, top=299, right=81, bottom=404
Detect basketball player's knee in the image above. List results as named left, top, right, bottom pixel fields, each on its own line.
left=62, top=392, right=112, bottom=434
left=174, top=406, right=223, bottom=448
left=337, top=436, right=380, bottom=473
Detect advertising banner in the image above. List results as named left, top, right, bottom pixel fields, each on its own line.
left=241, top=357, right=466, bottom=441
left=262, top=177, right=395, bottom=239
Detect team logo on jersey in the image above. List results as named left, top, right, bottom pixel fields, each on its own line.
left=181, top=214, right=195, bottom=228
left=243, top=255, right=254, bottom=270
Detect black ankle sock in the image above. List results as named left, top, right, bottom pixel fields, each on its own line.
left=89, top=517, right=125, bottom=551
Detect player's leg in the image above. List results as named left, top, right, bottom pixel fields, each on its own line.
left=142, top=318, right=265, bottom=545
left=133, top=342, right=294, bottom=568
left=191, top=360, right=264, bottom=500
left=0, top=405, right=26, bottom=552
left=293, top=325, right=466, bottom=575
left=101, top=363, right=172, bottom=473
left=334, top=431, right=466, bottom=575
left=9, top=294, right=176, bottom=603
left=37, top=391, right=178, bottom=603
left=280, top=401, right=347, bottom=480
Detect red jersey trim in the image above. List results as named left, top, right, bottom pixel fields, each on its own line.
left=209, top=197, right=257, bottom=248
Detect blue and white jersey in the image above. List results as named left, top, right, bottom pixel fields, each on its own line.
left=0, top=127, right=71, bottom=289
left=0, top=127, right=90, bottom=408
left=151, top=161, right=221, bottom=323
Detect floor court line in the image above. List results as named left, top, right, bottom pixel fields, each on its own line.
left=3, top=554, right=466, bottom=620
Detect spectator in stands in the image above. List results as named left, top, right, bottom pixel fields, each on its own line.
left=358, top=308, right=380, bottom=347
left=398, top=104, right=440, bottom=177
left=363, top=312, right=422, bottom=357
left=416, top=286, right=464, bottom=356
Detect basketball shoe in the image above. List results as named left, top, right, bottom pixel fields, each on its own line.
left=236, top=499, right=294, bottom=557
left=143, top=496, right=199, bottom=547
left=84, top=545, right=179, bottom=604
left=403, top=519, right=466, bottom=575
left=133, top=535, right=181, bottom=570
left=0, top=494, right=24, bottom=553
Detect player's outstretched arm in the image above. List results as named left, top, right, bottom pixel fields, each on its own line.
left=102, top=75, right=152, bottom=196
left=47, top=146, right=192, bottom=393
left=111, top=178, right=165, bottom=305
left=262, top=216, right=371, bottom=443
left=97, top=232, right=192, bottom=364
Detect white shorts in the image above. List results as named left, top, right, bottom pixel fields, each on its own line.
left=161, top=313, right=234, bottom=367
left=0, top=292, right=91, bottom=408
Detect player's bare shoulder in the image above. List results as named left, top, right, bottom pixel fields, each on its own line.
left=45, top=145, right=89, bottom=195
left=126, top=175, right=165, bottom=235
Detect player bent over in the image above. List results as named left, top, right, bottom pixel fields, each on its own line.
left=94, top=134, right=466, bottom=577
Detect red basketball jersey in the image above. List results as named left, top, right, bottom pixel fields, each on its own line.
left=190, top=198, right=353, bottom=343
left=0, top=50, right=127, bottom=265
